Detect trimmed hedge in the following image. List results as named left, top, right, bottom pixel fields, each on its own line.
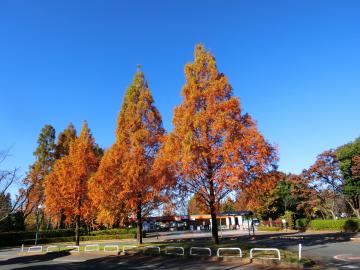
left=257, top=226, right=282, bottom=232
left=89, top=228, right=136, bottom=236
left=0, top=228, right=137, bottom=247
left=308, top=219, right=360, bottom=232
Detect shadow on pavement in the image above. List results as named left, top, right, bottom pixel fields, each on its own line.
left=0, top=250, right=71, bottom=267
left=7, top=254, right=286, bottom=270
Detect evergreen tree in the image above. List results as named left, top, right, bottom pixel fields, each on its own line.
left=56, top=123, right=77, bottom=159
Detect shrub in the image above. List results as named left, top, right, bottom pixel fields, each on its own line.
left=282, top=211, right=295, bottom=229
left=343, top=219, right=359, bottom=232
left=295, top=218, right=310, bottom=231
left=309, top=219, right=360, bottom=231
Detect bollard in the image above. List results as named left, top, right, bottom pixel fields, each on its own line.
left=21, top=244, right=24, bottom=253
left=298, top=243, right=302, bottom=261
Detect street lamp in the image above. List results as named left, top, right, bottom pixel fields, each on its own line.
left=35, top=204, right=43, bottom=245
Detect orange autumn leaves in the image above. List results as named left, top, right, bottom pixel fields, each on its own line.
left=44, top=122, right=99, bottom=226
left=89, top=71, right=171, bottom=231
left=156, top=44, right=276, bottom=243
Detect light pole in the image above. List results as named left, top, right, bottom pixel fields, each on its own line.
left=35, top=204, right=43, bottom=245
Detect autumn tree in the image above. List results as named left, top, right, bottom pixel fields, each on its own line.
left=303, top=150, right=343, bottom=219
left=236, top=171, right=283, bottom=220
left=44, top=121, right=99, bottom=245
left=158, top=44, right=277, bottom=244
left=187, top=193, right=207, bottom=215
left=89, top=69, right=172, bottom=244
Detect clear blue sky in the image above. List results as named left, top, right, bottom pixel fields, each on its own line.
left=1, top=1, right=359, bottom=190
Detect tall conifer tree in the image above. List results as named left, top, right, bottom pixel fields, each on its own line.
left=159, top=45, right=277, bottom=244
left=89, top=68, right=170, bottom=244
left=44, top=121, right=99, bottom=245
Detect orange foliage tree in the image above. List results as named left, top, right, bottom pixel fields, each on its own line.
left=235, top=172, right=283, bottom=218
left=44, top=121, right=99, bottom=245
left=187, top=193, right=208, bottom=215
left=158, top=44, right=277, bottom=244
left=89, top=69, right=173, bottom=244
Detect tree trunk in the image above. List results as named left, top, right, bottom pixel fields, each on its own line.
left=59, top=211, right=66, bottom=229
left=136, top=204, right=143, bottom=245
left=75, top=215, right=80, bottom=246
left=209, top=180, right=219, bottom=244
left=210, top=201, right=219, bottom=244
left=329, top=210, right=337, bottom=220
left=345, top=198, right=360, bottom=219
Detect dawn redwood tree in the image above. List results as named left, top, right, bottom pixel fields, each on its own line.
left=159, top=44, right=277, bottom=244
left=89, top=69, right=171, bottom=244
left=44, top=121, right=99, bottom=245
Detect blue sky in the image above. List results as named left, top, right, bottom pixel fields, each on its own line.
left=1, top=0, right=359, bottom=192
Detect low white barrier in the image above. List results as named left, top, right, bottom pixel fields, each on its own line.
left=122, top=246, right=138, bottom=253
left=217, top=248, right=242, bottom=257
left=85, top=244, right=100, bottom=252
left=250, top=248, right=281, bottom=261
left=46, top=245, right=60, bottom=252
left=143, top=246, right=161, bottom=255
left=190, top=247, right=211, bottom=256
left=165, top=246, right=184, bottom=256
left=104, top=245, right=119, bottom=252
left=28, top=246, right=43, bottom=253
left=66, top=245, right=80, bottom=253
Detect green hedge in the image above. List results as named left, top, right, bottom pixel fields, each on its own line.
left=308, top=219, right=360, bottom=232
left=0, top=228, right=137, bottom=247
left=1, top=233, right=136, bottom=246
left=89, top=228, right=136, bottom=236
left=257, top=226, right=282, bottom=232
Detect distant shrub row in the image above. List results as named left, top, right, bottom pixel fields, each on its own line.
left=0, top=228, right=137, bottom=247
left=257, top=226, right=282, bottom=232
left=259, top=218, right=359, bottom=232
left=308, top=219, right=359, bottom=232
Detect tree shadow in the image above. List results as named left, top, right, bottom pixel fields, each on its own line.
left=8, top=254, right=278, bottom=270
left=0, top=250, right=71, bottom=266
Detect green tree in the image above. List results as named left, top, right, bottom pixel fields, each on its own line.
left=0, top=193, right=12, bottom=231
left=33, top=125, right=56, bottom=172
left=56, top=123, right=77, bottom=159
left=337, top=137, right=360, bottom=218
left=22, top=125, right=57, bottom=228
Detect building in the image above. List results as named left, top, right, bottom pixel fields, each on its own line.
left=143, top=211, right=254, bottom=231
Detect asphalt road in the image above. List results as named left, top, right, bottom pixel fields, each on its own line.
left=0, top=253, right=287, bottom=270
left=0, top=230, right=358, bottom=269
